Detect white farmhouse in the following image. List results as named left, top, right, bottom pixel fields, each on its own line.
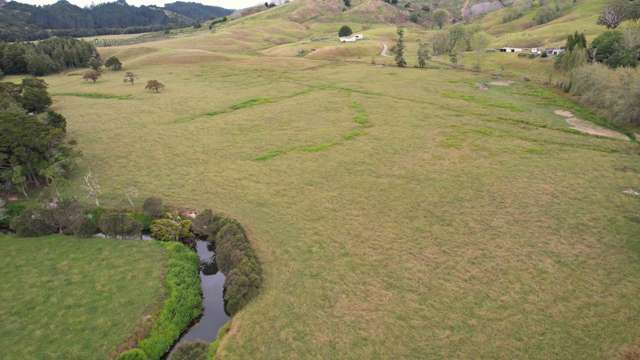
left=339, top=33, right=364, bottom=43
left=499, top=47, right=524, bottom=53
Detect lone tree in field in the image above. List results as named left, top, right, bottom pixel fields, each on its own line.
left=395, top=28, right=407, bottom=67
left=417, top=42, right=431, bottom=68
left=339, top=25, right=353, bottom=37
left=145, top=80, right=165, bottom=93
left=83, top=69, right=101, bottom=83
left=470, top=32, right=490, bottom=71
left=105, top=56, right=122, bottom=71
left=433, top=9, right=450, bottom=29
left=123, top=72, right=137, bottom=85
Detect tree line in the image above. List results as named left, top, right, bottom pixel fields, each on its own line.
left=0, top=37, right=97, bottom=77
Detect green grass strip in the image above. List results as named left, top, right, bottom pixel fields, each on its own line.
left=118, top=241, right=201, bottom=360
left=442, top=92, right=523, bottom=112
left=254, top=149, right=285, bottom=161
left=53, top=92, right=133, bottom=100
left=230, top=97, right=274, bottom=110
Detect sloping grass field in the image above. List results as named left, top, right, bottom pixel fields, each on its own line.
left=19, top=9, right=640, bottom=359
left=0, top=235, right=166, bottom=359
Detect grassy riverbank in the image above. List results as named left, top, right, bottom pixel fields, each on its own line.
left=0, top=235, right=166, bottom=360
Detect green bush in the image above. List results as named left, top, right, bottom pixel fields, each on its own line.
left=116, top=349, right=148, bottom=360
left=10, top=208, right=57, bottom=237
left=339, top=25, right=353, bottom=37
left=71, top=216, right=98, bottom=238
left=213, top=217, right=263, bottom=315
left=150, top=219, right=182, bottom=242
left=98, top=212, right=143, bottom=239
left=169, top=341, right=208, bottom=360
left=534, top=6, right=561, bottom=25
left=132, top=212, right=153, bottom=232
left=568, top=63, right=640, bottom=126
left=143, top=197, right=164, bottom=219
left=137, top=242, right=201, bottom=359
left=192, top=210, right=231, bottom=239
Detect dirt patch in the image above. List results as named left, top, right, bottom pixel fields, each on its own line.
left=554, top=110, right=573, bottom=118
left=489, top=80, right=514, bottom=86
left=554, top=110, right=629, bottom=141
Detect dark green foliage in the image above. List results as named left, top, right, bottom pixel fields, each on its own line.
left=116, top=349, right=149, bottom=360
left=105, top=56, right=122, bottom=71
left=0, top=201, right=25, bottom=230
left=19, top=78, right=51, bottom=113
left=136, top=242, right=201, bottom=360
left=45, top=111, right=67, bottom=132
left=71, top=216, right=98, bottom=238
left=88, top=56, right=103, bottom=71
left=343, top=0, right=352, bottom=8
left=566, top=31, right=587, bottom=51
left=0, top=102, right=76, bottom=194
left=10, top=208, right=57, bottom=237
left=98, top=212, right=143, bottom=239
left=395, top=27, right=407, bottom=68
left=0, top=37, right=96, bottom=76
left=213, top=217, right=263, bottom=315
left=591, top=30, right=638, bottom=68
left=192, top=209, right=230, bottom=239
left=132, top=212, right=153, bottom=232
left=164, top=2, right=232, bottom=22
left=339, top=25, right=353, bottom=37
left=168, top=341, right=208, bottom=360
left=143, top=197, right=164, bottom=219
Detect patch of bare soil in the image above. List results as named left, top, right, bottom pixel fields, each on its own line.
left=489, top=80, right=514, bottom=86
left=554, top=110, right=630, bottom=141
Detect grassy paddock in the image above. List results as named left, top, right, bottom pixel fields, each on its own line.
left=33, top=12, right=640, bottom=359
left=0, top=235, right=166, bottom=360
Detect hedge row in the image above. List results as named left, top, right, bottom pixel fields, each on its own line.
left=117, top=241, right=202, bottom=360
left=192, top=210, right=263, bottom=315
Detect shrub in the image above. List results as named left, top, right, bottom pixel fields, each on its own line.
left=98, top=212, right=143, bottom=239
left=116, top=349, right=148, bottom=360
left=169, top=341, right=208, bottom=360
left=105, top=56, right=123, bottom=71
left=71, top=217, right=98, bottom=238
left=10, top=208, right=57, bottom=237
left=143, top=197, right=164, bottom=219
left=534, top=6, right=561, bottom=25
left=338, top=25, right=353, bottom=37
left=0, top=202, right=26, bottom=230
left=568, top=63, right=640, bottom=126
left=137, top=242, right=201, bottom=360
left=150, top=219, right=182, bottom=242
left=193, top=210, right=231, bottom=239
left=48, top=199, right=86, bottom=234
left=213, top=218, right=263, bottom=315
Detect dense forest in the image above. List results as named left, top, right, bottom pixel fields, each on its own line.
left=0, top=0, right=233, bottom=41
left=0, top=37, right=97, bottom=76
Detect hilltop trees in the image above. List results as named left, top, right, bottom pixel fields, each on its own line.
left=598, top=0, right=640, bottom=28
left=105, top=56, right=122, bottom=71
left=395, top=28, right=407, bottom=67
left=339, top=25, right=353, bottom=37
left=432, top=9, right=450, bottom=29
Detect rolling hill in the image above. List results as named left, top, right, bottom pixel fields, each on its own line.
left=0, top=0, right=233, bottom=41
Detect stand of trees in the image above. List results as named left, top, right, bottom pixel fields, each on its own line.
left=0, top=37, right=97, bottom=76
left=0, top=78, right=77, bottom=196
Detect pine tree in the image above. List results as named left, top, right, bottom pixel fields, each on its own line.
left=395, top=28, right=407, bottom=68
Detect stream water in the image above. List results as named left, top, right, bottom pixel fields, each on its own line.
left=164, top=239, right=229, bottom=359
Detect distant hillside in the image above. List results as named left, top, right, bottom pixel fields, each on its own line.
left=0, top=0, right=232, bottom=41
left=164, top=1, right=232, bottom=22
